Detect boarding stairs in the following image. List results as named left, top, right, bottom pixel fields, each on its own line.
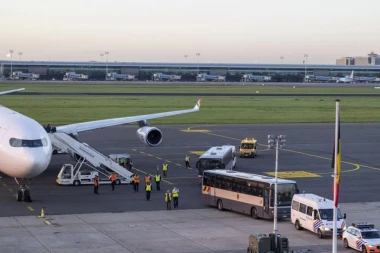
left=49, top=132, right=132, bottom=183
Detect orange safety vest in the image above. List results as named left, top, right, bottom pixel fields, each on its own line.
left=110, top=174, right=117, bottom=182
left=135, top=175, right=140, bottom=183
left=145, top=175, right=151, bottom=183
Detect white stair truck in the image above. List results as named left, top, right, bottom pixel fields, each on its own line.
left=51, top=132, right=133, bottom=186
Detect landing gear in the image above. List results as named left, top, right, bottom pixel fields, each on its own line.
left=15, top=178, right=32, bottom=202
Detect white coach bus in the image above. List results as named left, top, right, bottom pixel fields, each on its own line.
left=202, top=170, right=299, bottom=219
left=196, top=145, right=236, bottom=183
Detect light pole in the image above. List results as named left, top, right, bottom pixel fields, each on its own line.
left=184, top=54, right=188, bottom=63
left=9, top=50, right=14, bottom=79
left=196, top=53, right=200, bottom=75
left=280, top=56, right=284, bottom=64
left=100, top=54, right=104, bottom=62
left=304, top=54, right=308, bottom=82
left=267, top=134, right=286, bottom=252
left=19, top=52, right=23, bottom=61
left=105, top=51, right=109, bottom=80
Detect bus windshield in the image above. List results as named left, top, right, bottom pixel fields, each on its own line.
left=198, top=159, right=222, bottom=175
left=271, top=183, right=297, bottom=207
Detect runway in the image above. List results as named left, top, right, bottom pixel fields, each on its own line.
left=13, top=92, right=380, bottom=96
left=1, top=123, right=380, bottom=217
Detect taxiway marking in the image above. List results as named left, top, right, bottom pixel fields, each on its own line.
left=266, top=171, right=321, bottom=178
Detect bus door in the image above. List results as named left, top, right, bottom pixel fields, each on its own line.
left=263, top=185, right=270, bottom=215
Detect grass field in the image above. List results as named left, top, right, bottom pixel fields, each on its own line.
left=1, top=95, right=379, bottom=125
left=1, top=81, right=380, bottom=94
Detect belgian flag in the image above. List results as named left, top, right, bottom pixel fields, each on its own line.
left=331, top=109, right=341, bottom=207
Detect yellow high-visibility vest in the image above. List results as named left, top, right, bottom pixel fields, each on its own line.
left=155, top=175, right=161, bottom=182
left=172, top=190, right=178, bottom=197
left=146, top=184, right=152, bottom=191
left=163, top=164, right=168, bottom=171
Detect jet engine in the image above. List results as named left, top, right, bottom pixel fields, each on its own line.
left=136, top=126, right=163, bottom=146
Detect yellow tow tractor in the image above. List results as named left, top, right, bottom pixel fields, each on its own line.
left=239, top=138, right=257, bottom=158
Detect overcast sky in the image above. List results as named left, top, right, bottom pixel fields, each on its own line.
left=1, top=0, right=379, bottom=64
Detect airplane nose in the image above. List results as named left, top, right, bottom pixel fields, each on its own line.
left=22, top=150, right=51, bottom=178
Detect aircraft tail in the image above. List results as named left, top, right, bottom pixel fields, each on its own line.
left=350, top=71, right=354, bottom=79
left=0, top=88, right=25, bottom=96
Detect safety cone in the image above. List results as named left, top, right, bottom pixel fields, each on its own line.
left=38, top=208, right=45, bottom=218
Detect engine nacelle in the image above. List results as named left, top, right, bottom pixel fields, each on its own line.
left=136, top=126, right=163, bottom=146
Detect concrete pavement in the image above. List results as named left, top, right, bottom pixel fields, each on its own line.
left=1, top=201, right=379, bottom=253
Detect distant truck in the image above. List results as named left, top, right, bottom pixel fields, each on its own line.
left=239, top=138, right=257, bottom=158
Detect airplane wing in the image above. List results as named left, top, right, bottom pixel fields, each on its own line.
left=56, top=98, right=202, bottom=134
left=0, top=88, right=25, bottom=95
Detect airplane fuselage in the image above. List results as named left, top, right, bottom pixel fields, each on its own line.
left=0, top=106, right=52, bottom=179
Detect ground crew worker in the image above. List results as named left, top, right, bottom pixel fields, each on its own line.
left=109, top=173, right=117, bottom=191
left=94, top=175, right=99, bottom=194
left=162, top=163, right=168, bottom=177
left=155, top=172, right=161, bottom=191
left=185, top=155, right=191, bottom=169
left=134, top=174, right=140, bottom=192
left=146, top=182, right=152, bottom=201
left=165, top=190, right=172, bottom=210
left=119, top=158, right=124, bottom=166
left=130, top=174, right=136, bottom=192
left=145, top=174, right=151, bottom=186
left=172, top=187, right=179, bottom=208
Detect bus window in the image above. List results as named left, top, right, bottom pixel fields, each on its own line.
left=203, top=174, right=211, bottom=187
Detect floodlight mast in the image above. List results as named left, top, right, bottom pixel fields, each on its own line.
left=267, top=134, right=286, bottom=252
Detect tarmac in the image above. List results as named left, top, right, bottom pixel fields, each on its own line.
left=1, top=202, right=380, bottom=253
left=1, top=123, right=380, bottom=252
left=1, top=123, right=380, bottom=217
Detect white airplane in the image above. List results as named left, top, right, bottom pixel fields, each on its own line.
left=336, top=71, right=354, bottom=83
left=0, top=88, right=202, bottom=201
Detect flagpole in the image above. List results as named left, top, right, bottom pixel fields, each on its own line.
left=332, top=99, right=340, bottom=253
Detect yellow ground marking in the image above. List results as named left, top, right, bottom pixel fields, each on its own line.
left=316, top=164, right=360, bottom=175
left=27, top=206, right=34, bottom=212
left=132, top=166, right=173, bottom=185
left=181, top=129, right=211, bottom=133
left=8, top=188, right=13, bottom=192
left=132, top=149, right=137, bottom=151
left=147, top=154, right=153, bottom=157
left=266, top=171, right=321, bottom=178
left=140, top=151, right=145, bottom=154
left=165, top=160, right=172, bottom=163
left=44, top=220, right=52, bottom=225
left=190, top=151, right=205, bottom=156
left=175, top=163, right=183, bottom=167
left=2, top=183, right=7, bottom=187
left=156, top=157, right=162, bottom=160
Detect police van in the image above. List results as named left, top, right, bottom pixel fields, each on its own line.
left=291, top=193, right=347, bottom=238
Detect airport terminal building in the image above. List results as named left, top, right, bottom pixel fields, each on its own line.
left=1, top=60, right=380, bottom=82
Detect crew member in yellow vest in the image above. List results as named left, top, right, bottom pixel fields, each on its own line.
left=145, top=182, right=152, bottom=201
left=165, top=190, right=172, bottom=210
left=185, top=155, right=191, bottom=169
left=172, top=187, right=179, bottom=208
left=162, top=163, right=168, bottom=177
left=155, top=172, right=161, bottom=191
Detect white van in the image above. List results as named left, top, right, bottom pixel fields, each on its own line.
left=291, top=193, right=347, bottom=239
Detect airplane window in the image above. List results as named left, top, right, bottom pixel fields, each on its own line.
left=9, top=138, right=48, bottom=148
